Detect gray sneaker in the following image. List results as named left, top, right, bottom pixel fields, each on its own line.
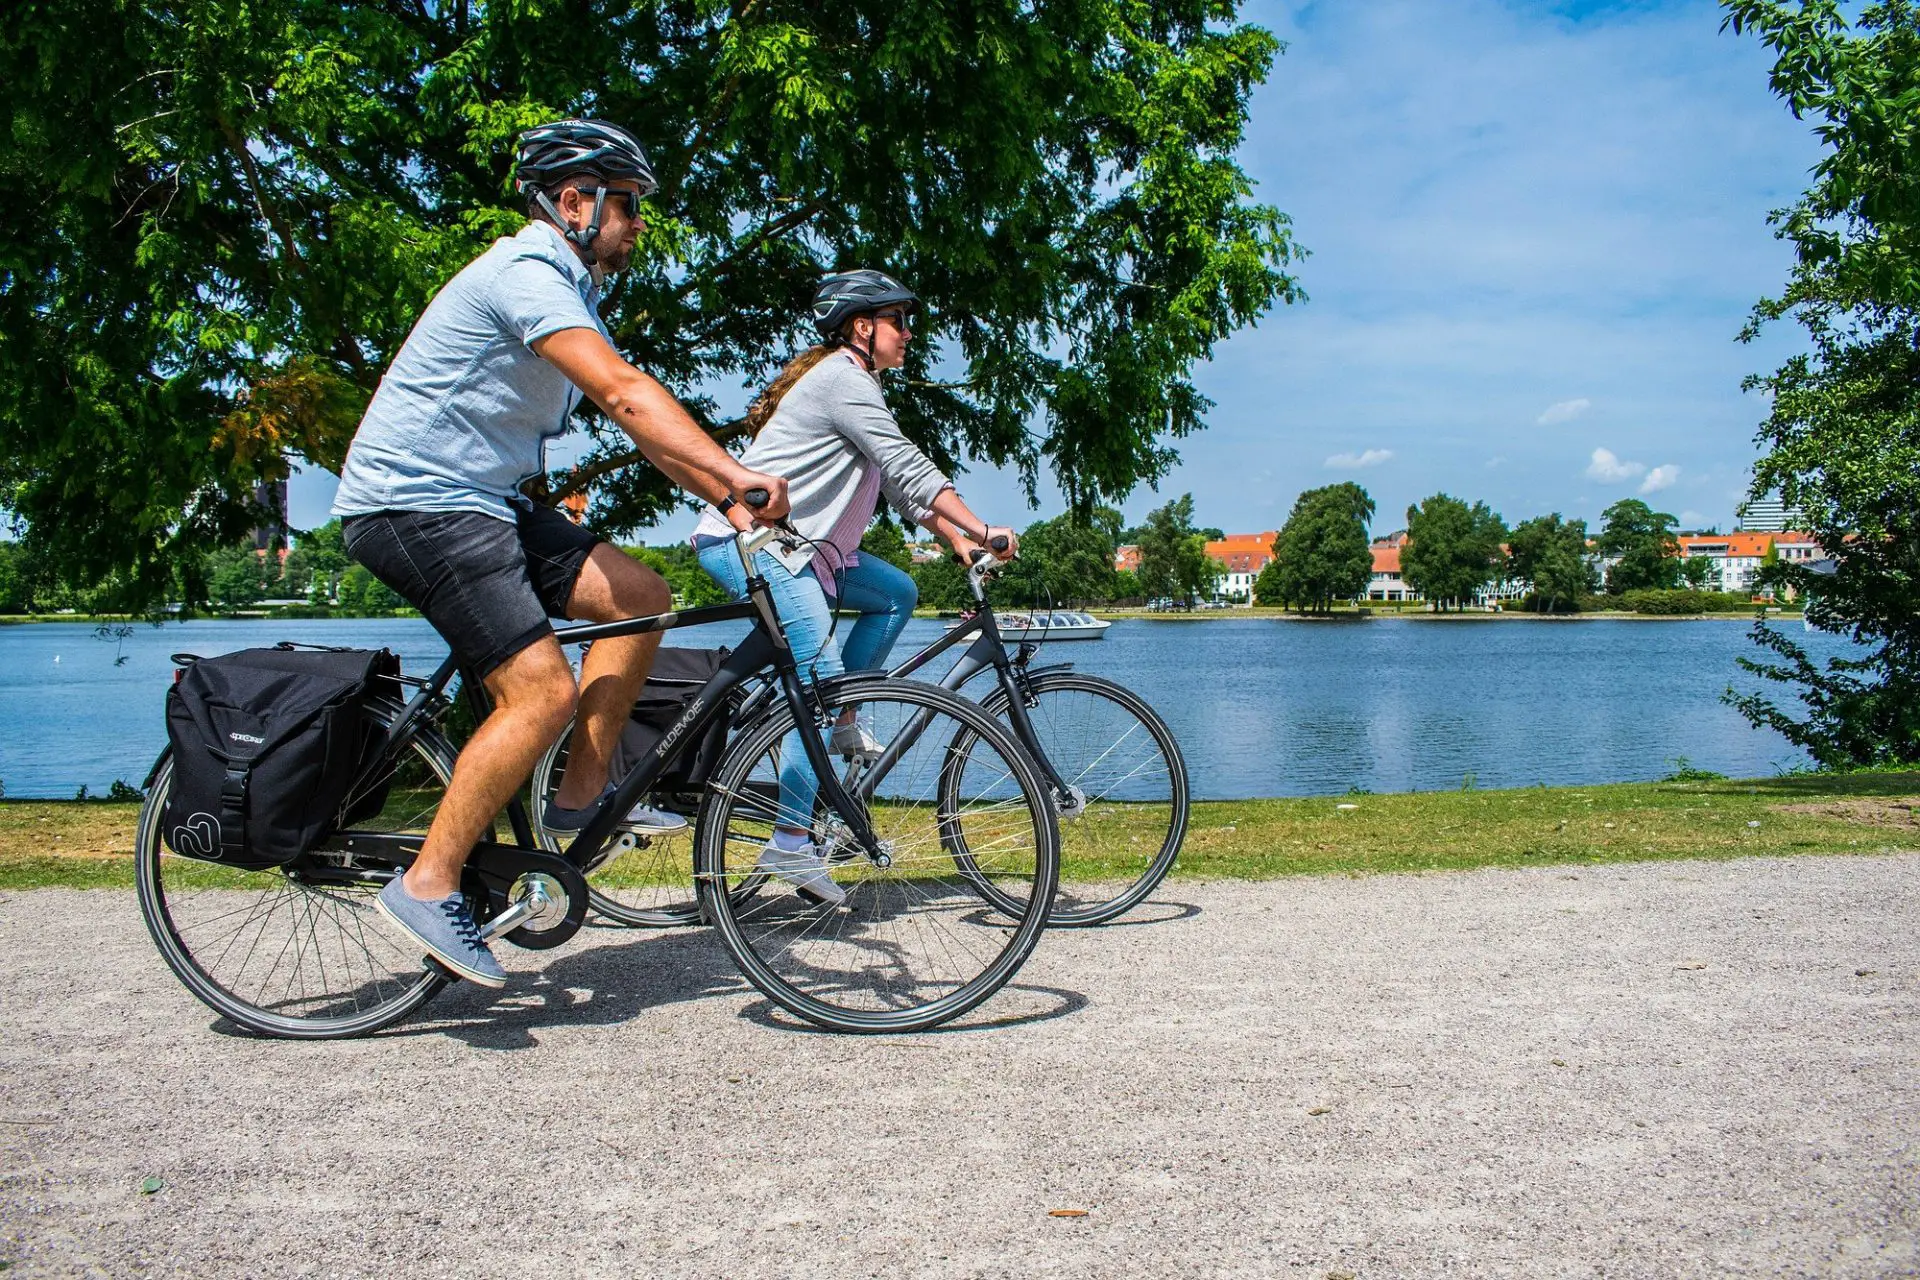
left=544, top=785, right=690, bottom=835
left=375, top=878, right=508, bottom=988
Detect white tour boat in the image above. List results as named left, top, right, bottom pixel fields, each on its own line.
left=950, top=609, right=1112, bottom=641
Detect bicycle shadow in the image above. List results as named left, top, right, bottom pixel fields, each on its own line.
left=415, top=926, right=756, bottom=1049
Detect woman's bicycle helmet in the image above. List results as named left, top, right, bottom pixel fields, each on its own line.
left=811, top=269, right=919, bottom=339
left=514, top=119, right=657, bottom=263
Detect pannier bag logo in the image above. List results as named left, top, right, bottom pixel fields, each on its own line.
left=229, top=732, right=265, bottom=745
left=171, top=812, right=220, bottom=858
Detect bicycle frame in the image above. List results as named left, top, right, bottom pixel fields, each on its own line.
left=354, top=534, right=891, bottom=875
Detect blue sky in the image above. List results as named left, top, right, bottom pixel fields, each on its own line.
left=289, top=0, right=1825, bottom=541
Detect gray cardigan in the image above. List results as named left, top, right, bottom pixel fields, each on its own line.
left=698, top=354, right=953, bottom=575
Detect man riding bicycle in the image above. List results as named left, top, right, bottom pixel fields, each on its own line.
left=331, top=118, right=788, bottom=987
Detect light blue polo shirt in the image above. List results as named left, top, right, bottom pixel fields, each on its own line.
left=332, top=221, right=611, bottom=522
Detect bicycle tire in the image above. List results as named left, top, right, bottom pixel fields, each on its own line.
left=695, top=675, right=1059, bottom=1033
left=952, top=670, right=1187, bottom=926
left=134, top=697, right=468, bottom=1039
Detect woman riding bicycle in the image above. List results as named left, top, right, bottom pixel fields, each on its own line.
left=693, top=269, right=1018, bottom=903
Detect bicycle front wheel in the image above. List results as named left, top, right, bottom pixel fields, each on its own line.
left=958, top=670, right=1188, bottom=926
left=134, top=699, right=470, bottom=1039
left=695, top=676, right=1059, bottom=1033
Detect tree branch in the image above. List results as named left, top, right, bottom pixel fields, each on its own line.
left=219, top=120, right=306, bottom=275
left=671, top=198, right=827, bottom=300
left=543, top=416, right=753, bottom=505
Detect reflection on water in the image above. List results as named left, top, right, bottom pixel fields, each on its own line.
left=0, top=614, right=1855, bottom=799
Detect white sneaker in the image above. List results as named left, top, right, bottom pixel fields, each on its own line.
left=755, top=839, right=848, bottom=906
left=830, top=720, right=884, bottom=760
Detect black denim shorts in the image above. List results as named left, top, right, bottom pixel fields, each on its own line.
left=342, top=504, right=603, bottom=678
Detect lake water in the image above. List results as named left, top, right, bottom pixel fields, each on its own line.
left=0, top=615, right=1853, bottom=800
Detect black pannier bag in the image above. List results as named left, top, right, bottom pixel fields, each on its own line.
left=163, top=645, right=400, bottom=869
left=604, top=647, right=732, bottom=811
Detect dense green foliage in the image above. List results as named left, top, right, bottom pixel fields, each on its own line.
left=1506, top=514, right=1596, bottom=613
left=1619, top=589, right=1763, bottom=615
left=995, top=511, right=1120, bottom=606
left=1136, top=495, right=1220, bottom=606
left=1723, top=0, right=1920, bottom=765
left=0, top=0, right=1301, bottom=610
left=1258, top=483, right=1372, bottom=612
left=856, top=521, right=913, bottom=574
left=1400, top=493, right=1507, bottom=611
left=1596, top=498, right=1682, bottom=593
left=624, top=543, right=731, bottom=608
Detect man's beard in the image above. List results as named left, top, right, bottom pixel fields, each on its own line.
left=593, top=235, right=632, bottom=273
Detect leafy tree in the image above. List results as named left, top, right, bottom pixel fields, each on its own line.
left=1507, top=514, right=1596, bottom=613
left=334, top=563, right=402, bottom=617
left=1680, top=555, right=1718, bottom=590
left=1136, top=495, right=1219, bottom=606
left=1251, top=557, right=1290, bottom=608
left=997, top=514, right=1116, bottom=606
left=910, top=554, right=971, bottom=612
left=205, top=543, right=269, bottom=611
left=1, top=0, right=1301, bottom=611
left=292, top=520, right=353, bottom=604
left=1400, top=493, right=1507, bottom=611
left=857, top=521, right=913, bottom=574
left=1597, top=498, right=1682, bottom=593
left=1109, top=569, right=1141, bottom=602
left=1265, top=483, right=1373, bottom=613
left=1721, top=0, right=1920, bottom=765
left=279, top=546, right=314, bottom=599
left=624, top=544, right=731, bottom=609
left=0, top=542, right=30, bottom=614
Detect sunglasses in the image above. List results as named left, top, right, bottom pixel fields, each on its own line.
left=871, top=308, right=914, bottom=329
left=574, top=186, right=643, bottom=220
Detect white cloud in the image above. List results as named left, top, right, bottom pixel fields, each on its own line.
left=1325, top=448, right=1395, bottom=469
left=1586, top=447, right=1647, bottom=483
left=1537, top=398, right=1592, bottom=426
left=1639, top=464, right=1680, bottom=494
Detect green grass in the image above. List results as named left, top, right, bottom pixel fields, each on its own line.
left=3, top=772, right=1914, bottom=891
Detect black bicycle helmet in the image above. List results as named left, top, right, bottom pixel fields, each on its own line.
left=514, top=119, right=657, bottom=264
left=811, top=269, right=919, bottom=339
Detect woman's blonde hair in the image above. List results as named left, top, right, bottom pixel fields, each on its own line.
left=744, top=343, right=835, bottom=437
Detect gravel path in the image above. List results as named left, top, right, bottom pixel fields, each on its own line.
left=2, top=853, right=1916, bottom=1278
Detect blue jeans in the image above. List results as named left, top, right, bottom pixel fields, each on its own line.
left=697, top=540, right=918, bottom=831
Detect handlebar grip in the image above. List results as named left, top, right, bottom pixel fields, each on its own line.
left=968, top=549, right=994, bottom=566
left=743, top=487, right=770, bottom=509
left=988, top=535, right=1010, bottom=554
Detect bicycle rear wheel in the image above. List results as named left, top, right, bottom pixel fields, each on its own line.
left=695, top=676, right=1059, bottom=1033
left=134, top=699, right=471, bottom=1039
left=958, top=670, right=1188, bottom=925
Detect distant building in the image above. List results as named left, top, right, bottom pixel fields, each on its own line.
left=250, top=479, right=288, bottom=552
left=1203, top=532, right=1277, bottom=601
left=1736, top=497, right=1804, bottom=533
left=1676, top=530, right=1823, bottom=595
left=1366, top=531, right=1414, bottom=602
